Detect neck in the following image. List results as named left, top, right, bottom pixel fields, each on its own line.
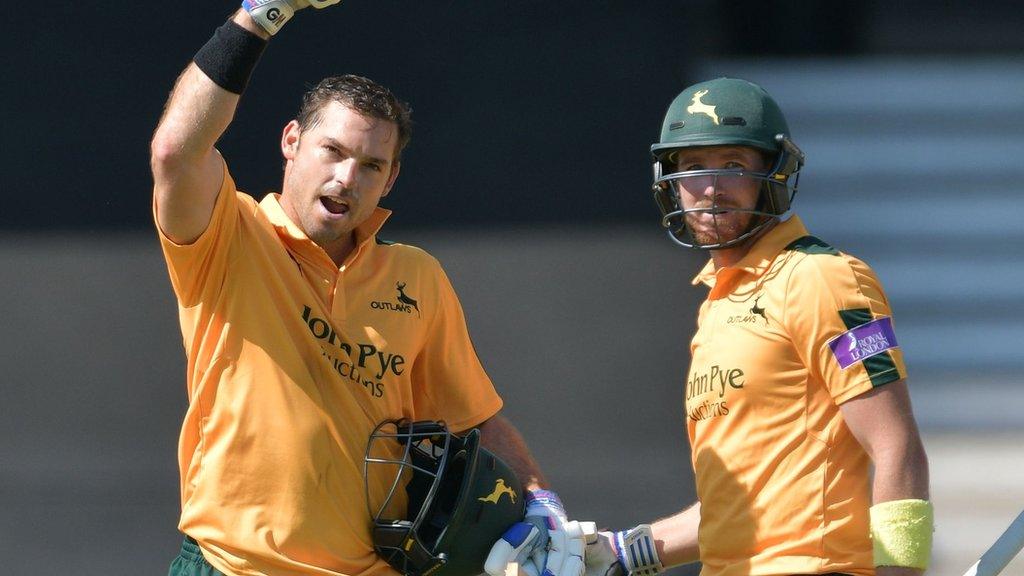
left=324, top=233, right=357, bottom=267
left=710, top=244, right=751, bottom=270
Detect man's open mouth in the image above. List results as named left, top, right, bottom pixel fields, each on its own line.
left=321, top=197, right=350, bottom=215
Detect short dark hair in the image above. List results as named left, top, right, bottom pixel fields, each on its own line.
left=296, top=74, right=413, bottom=160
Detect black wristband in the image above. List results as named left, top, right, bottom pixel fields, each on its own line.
left=193, top=20, right=268, bottom=95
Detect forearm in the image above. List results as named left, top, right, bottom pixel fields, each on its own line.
left=152, top=10, right=265, bottom=165
left=478, top=414, right=548, bottom=491
left=151, top=9, right=270, bottom=242
left=152, top=64, right=238, bottom=166
left=651, top=501, right=701, bottom=568
left=872, top=438, right=930, bottom=503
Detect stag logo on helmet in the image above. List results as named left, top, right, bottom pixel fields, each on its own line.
left=366, top=421, right=526, bottom=576
left=687, top=90, right=720, bottom=125
left=477, top=479, right=517, bottom=505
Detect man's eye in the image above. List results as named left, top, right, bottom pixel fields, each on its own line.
left=364, top=163, right=382, bottom=172
left=683, top=164, right=703, bottom=171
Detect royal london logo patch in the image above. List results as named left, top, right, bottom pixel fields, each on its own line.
left=827, top=316, right=898, bottom=369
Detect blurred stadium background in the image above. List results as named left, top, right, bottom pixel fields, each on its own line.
left=2, top=1, right=1022, bottom=574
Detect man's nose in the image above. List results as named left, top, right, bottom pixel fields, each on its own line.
left=335, top=158, right=358, bottom=186
left=694, top=175, right=718, bottom=197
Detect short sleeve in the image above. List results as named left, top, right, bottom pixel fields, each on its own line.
left=783, top=253, right=907, bottom=404
left=410, top=263, right=503, bottom=432
left=154, top=159, right=242, bottom=307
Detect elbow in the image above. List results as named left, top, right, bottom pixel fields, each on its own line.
left=150, top=129, right=191, bottom=175
left=150, top=127, right=212, bottom=177
left=150, top=131, right=181, bottom=175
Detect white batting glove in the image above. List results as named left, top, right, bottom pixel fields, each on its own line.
left=242, top=0, right=341, bottom=36
left=584, top=525, right=663, bottom=576
left=485, top=490, right=589, bottom=576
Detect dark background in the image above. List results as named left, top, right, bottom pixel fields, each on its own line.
left=9, top=0, right=1022, bottom=232
left=3, top=2, right=1024, bottom=575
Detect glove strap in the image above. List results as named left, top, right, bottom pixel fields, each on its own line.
left=614, top=525, right=663, bottom=576
left=525, top=489, right=563, bottom=507
left=242, top=0, right=296, bottom=36
left=525, top=489, right=566, bottom=518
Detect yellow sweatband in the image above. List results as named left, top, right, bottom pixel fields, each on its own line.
left=869, top=499, right=934, bottom=569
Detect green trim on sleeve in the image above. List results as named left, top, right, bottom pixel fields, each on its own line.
left=785, top=235, right=840, bottom=255
left=838, top=307, right=900, bottom=388
left=838, top=307, right=872, bottom=328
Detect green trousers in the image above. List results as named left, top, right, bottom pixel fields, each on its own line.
left=168, top=536, right=226, bottom=576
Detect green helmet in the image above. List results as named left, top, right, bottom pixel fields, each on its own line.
left=651, top=77, right=805, bottom=249
left=365, top=420, right=525, bottom=576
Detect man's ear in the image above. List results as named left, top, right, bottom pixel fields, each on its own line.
left=281, top=120, right=301, bottom=160
left=381, top=161, right=401, bottom=198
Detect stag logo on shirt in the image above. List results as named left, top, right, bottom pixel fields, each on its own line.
left=370, top=281, right=421, bottom=318
left=727, top=294, right=769, bottom=326
left=750, top=295, right=767, bottom=323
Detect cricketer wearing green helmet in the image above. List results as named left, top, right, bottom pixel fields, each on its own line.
left=577, top=77, right=931, bottom=576
left=651, top=77, right=805, bottom=252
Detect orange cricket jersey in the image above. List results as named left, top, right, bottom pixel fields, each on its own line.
left=686, top=215, right=906, bottom=576
left=155, top=160, right=502, bottom=576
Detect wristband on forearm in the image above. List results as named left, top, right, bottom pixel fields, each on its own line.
left=193, top=19, right=268, bottom=95
left=870, top=499, right=934, bottom=569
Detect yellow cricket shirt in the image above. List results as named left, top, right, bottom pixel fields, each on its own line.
left=156, top=161, right=503, bottom=576
left=686, top=215, right=906, bottom=576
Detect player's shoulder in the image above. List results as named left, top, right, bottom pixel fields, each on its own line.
left=781, top=234, right=882, bottom=288
left=372, top=237, right=443, bottom=269
left=783, top=234, right=841, bottom=257
left=234, top=189, right=260, bottom=213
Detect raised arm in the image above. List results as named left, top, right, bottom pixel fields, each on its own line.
left=150, top=1, right=341, bottom=244
left=150, top=10, right=268, bottom=244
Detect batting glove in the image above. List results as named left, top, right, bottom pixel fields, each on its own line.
left=242, top=0, right=341, bottom=36
left=485, top=490, right=589, bottom=576
left=584, top=525, right=663, bottom=576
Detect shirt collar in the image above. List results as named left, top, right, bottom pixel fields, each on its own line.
left=259, top=193, right=392, bottom=260
left=691, top=214, right=809, bottom=287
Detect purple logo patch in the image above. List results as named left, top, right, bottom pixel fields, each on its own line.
left=828, top=316, right=898, bottom=370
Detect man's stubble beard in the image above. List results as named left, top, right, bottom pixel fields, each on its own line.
left=685, top=210, right=754, bottom=246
